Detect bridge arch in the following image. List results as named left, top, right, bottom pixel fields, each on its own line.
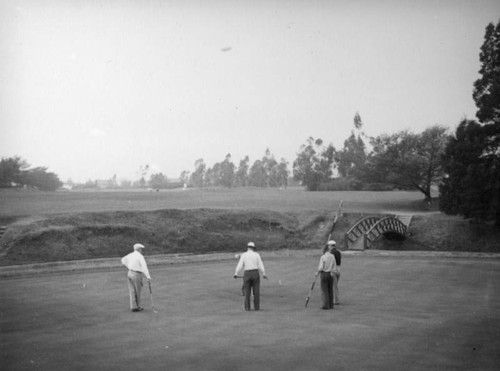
left=364, top=217, right=407, bottom=249
left=344, top=216, right=379, bottom=249
left=344, top=215, right=409, bottom=250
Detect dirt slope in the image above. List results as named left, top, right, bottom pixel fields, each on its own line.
left=0, top=208, right=339, bottom=265
left=1, top=208, right=498, bottom=266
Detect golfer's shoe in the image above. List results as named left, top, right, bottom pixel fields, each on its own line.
left=132, top=308, right=140, bottom=312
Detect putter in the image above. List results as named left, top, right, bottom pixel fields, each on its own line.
left=148, top=281, right=159, bottom=313
left=304, top=274, right=318, bottom=308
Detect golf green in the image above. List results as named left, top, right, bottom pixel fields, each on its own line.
left=1, top=254, right=499, bottom=370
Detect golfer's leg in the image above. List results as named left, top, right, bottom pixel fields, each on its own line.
left=336, top=273, right=341, bottom=303
left=243, top=273, right=251, bottom=310
left=333, top=273, right=339, bottom=304
left=320, top=274, right=328, bottom=309
left=253, top=273, right=260, bottom=310
left=129, top=272, right=142, bottom=308
left=136, top=274, right=143, bottom=308
left=328, top=275, right=334, bottom=309
left=127, top=274, right=136, bottom=309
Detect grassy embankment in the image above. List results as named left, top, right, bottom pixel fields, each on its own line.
left=0, top=187, right=498, bottom=265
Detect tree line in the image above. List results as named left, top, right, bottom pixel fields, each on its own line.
left=180, top=150, right=290, bottom=189
left=179, top=19, right=500, bottom=226
left=1, top=20, right=498, bottom=226
left=0, top=156, right=62, bottom=191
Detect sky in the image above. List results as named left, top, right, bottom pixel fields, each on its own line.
left=1, top=0, right=499, bottom=183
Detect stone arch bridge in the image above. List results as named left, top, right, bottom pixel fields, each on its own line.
left=344, top=214, right=412, bottom=250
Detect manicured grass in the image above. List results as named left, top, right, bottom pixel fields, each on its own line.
left=1, top=254, right=499, bottom=370
left=0, top=187, right=427, bottom=220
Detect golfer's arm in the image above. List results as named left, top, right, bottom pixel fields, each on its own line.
left=258, top=258, right=266, bottom=277
left=140, top=256, right=151, bottom=280
left=317, top=257, right=324, bottom=273
left=235, top=259, right=244, bottom=276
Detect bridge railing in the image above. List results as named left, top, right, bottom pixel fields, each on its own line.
left=344, top=216, right=380, bottom=250
left=364, top=217, right=408, bottom=249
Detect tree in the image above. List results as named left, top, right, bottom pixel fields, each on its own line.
left=219, top=154, right=235, bottom=188
left=261, top=149, right=278, bottom=187
left=149, top=173, right=169, bottom=189
left=0, top=156, right=29, bottom=187
left=274, top=159, right=289, bottom=188
left=22, top=167, right=62, bottom=191
left=361, top=125, right=449, bottom=202
left=440, top=119, right=497, bottom=220
left=204, top=165, right=216, bottom=187
left=293, top=137, right=336, bottom=191
left=248, top=160, right=267, bottom=187
left=120, top=179, right=132, bottom=188
left=0, top=156, right=62, bottom=191
left=235, top=156, right=250, bottom=187
left=440, top=20, right=500, bottom=226
left=246, top=150, right=289, bottom=188
left=353, top=111, right=363, bottom=130
left=190, top=159, right=206, bottom=188
left=473, top=20, right=500, bottom=125
left=337, top=112, right=367, bottom=178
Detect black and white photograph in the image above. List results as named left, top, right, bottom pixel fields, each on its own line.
left=1, top=1, right=499, bottom=370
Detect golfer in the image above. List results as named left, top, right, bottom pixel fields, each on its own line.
left=234, top=242, right=268, bottom=311
left=330, top=240, right=341, bottom=305
left=316, top=241, right=337, bottom=310
left=121, top=243, right=152, bottom=312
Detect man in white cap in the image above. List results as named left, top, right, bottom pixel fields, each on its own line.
left=234, top=242, right=268, bottom=311
left=316, top=241, right=336, bottom=309
left=121, top=243, right=152, bottom=312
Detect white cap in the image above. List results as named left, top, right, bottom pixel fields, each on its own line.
left=327, top=240, right=336, bottom=246
left=247, top=242, right=255, bottom=247
left=133, top=243, right=145, bottom=251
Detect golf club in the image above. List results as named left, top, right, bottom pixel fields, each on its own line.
left=148, top=281, right=158, bottom=313
left=304, top=274, right=318, bottom=307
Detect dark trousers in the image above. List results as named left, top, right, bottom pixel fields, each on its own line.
left=320, top=272, right=334, bottom=309
left=243, top=270, right=260, bottom=310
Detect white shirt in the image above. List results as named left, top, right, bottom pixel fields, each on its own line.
left=317, top=252, right=336, bottom=273
left=121, top=251, right=151, bottom=280
left=234, top=249, right=266, bottom=276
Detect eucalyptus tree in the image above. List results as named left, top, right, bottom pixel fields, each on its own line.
left=440, top=20, right=500, bottom=225
left=293, top=137, right=336, bottom=191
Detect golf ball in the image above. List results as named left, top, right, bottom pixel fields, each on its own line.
left=235, top=254, right=240, bottom=259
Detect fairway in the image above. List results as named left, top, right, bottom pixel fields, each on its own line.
left=1, top=253, right=499, bottom=371
left=0, top=188, right=427, bottom=219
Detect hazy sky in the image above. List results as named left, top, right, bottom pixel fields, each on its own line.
left=1, top=0, right=499, bottom=183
